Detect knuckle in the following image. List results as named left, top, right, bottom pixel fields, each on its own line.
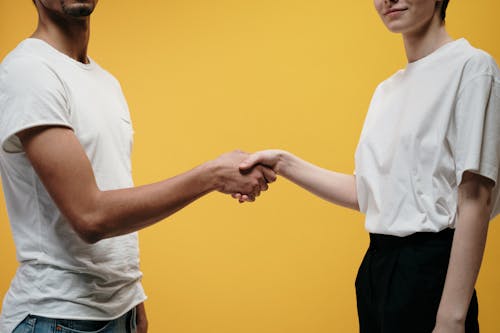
left=245, top=184, right=254, bottom=193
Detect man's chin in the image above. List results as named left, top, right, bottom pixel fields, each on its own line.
left=62, top=3, right=95, bottom=17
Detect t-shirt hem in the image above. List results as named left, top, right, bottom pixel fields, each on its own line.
left=3, top=295, right=148, bottom=333
left=37, top=295, right=148, bottom=321
left=365, top=225, right=455, bottom=237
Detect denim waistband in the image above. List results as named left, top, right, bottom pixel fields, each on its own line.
left=22, top=306, right=136, bottom=333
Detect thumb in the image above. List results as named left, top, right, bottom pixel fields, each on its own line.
left=239, top=153, right=261, bottom=171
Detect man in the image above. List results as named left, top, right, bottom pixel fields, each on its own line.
left=0, top=0, right=275, bottom=332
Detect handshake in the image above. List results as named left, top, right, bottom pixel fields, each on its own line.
left=209, top=150, right=283, bottom=203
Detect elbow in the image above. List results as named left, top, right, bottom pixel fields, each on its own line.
left=350, top=175, right=361, bottom=211
left=458, top=172, right=495, bottom=216
left=70, top=212, right=107, bottom=244
left=346, top=200, right=360, bottom=212
left=350, top=189, right=361, bottom=212
left=61, top=192, right=109, bottom=244
left=77, top=227, right=104, bottom=245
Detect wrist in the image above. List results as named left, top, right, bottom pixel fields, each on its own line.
left=199, top=160, right=223, bottom=192
left=436, top=307, right=467, bottom=326
left=275, top=150, right=295, bottom=178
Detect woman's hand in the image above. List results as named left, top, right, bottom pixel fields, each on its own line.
left=239, top=149, right=286, bottom=174
left=432, top=319, right=465, bottom=333
left=234, top=150, right=285, bottom=202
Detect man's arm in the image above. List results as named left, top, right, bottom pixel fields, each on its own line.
left=238, top=149, right=359, bottom=210
left=18, top=126, right=275, bottom=244
left=136, top=302, right=148, bottom=333
left=433, top=171, right=494, bottom=333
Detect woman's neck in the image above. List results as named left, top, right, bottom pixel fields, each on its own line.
left=403, top=16, right=453, bottom=63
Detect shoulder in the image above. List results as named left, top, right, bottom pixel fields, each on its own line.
left=2, top=54, right=48, bottom=82
left=1, top=48, right=65, bottom=97
left=2, top=39, right=51, bottom=71
left=459, top=40, right=500, bottom=78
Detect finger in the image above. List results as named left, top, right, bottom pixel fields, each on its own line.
left=245, top=194, right=256, bottom=202
left=239, top=153, right=262, bottom=171
left=240, top=194, right=255, bottom=202
left=258, top=165, right=277, bottom=183
left=232, top=193, right=242, bottom=199
left=263, top=167, right=277, bottom=183
left=252, top=183, right=261, bottom=197
left=239, top=194, right=250, bottom=202
left=258, top=176, right=268, bottom=191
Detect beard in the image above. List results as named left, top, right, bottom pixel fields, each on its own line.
left=60, top=0, right=95, bottom=17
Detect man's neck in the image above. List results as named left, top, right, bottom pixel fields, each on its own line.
left=402, top=16, right=452, bottom=64
left=31, top=17, right=91, bottom=64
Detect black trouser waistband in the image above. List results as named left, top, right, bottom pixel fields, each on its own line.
left=357, top=227, right=478, bottom=332
left=369, top=228, right=454, bottom=250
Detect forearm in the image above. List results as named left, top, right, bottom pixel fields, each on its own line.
left=82, top=162, right=217, bottom=243
left=436, top=208, right=489, bottom=323
left=436, top=173, right=493, bottom=325
left=19, top=127, right=274, bottom=243
left=277, top=151, right=359, bottom=210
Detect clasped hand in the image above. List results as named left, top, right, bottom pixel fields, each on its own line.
left=213, top=150, right=277, bottom=201
left=211, top=149, right=284, bottom=203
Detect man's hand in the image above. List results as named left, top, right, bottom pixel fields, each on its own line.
left=136, top=302, right=148, bottom=333
left=211, top=150, right=276, bottom=201
left=231, top=150, right=285, bottom=202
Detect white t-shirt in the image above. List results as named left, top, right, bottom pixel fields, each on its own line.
left=355, top=39, right=500, bottom=237
left=0, top=39, right=146, bottom=332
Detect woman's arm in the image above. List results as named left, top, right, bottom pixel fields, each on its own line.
left=433, top=171, right=494, bottom=333
left=238, top=149, right=359, bottom=210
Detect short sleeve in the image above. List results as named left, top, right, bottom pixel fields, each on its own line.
left=0, top=56, right=73, bottom=153
left=452, top=74, right=500, bottom=186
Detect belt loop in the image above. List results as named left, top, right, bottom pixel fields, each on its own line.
left=27, top=315, right=37, bottom=327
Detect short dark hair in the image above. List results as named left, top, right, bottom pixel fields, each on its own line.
left=440, top=0, right=450, bottom=21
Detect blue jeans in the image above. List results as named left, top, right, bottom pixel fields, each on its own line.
left=12, top=308, right=136, bottom=333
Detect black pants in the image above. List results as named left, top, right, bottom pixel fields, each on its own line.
left=355, top=228, right=479, bottom=333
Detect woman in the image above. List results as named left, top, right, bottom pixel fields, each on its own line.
left=237, top=0, right=500, bottom=332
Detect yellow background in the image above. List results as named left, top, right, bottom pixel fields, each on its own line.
left=1, top=1, right=499, bottom=332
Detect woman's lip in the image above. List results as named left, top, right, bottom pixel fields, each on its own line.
left=384, top=8, right=408, bottom=15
